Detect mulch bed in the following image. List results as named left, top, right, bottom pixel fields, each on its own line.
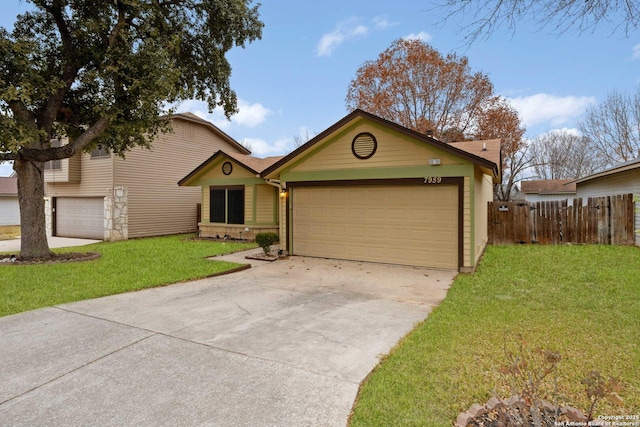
left=0, top=252, right=101, bottom=265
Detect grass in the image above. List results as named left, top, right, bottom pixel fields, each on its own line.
left=0, top=234, right=256, bottom=317
left=0, top=225, right=20, bottom=240
left=349, top=245, right=640, bottom=426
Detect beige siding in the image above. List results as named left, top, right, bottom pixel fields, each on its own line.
left=463, top=176, right=471, bottom=268
left=44, top=138, right=81, bottom=184
left=244, top=185, right=253, bottom=224
left=290, top=123, right=461, bottom=172
left=46, top=153, right=114, bottom=197
left=198, top=158, right=256, bottom=181
left=114, top=119, right=243, bottom=238
left=474, top=171, right=494, bottom=265
left=255, top=184, right=276, bottom=224
left=201, top=187, right=210, bottom=223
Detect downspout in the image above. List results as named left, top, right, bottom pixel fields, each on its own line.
left=262, top=177, right=287, bottom=254
left=263, top=177, right=284, bottom=193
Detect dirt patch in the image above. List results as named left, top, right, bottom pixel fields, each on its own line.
left=0, top=252, right=101, bottom=265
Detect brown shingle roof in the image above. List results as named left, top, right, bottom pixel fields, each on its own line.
left=447, top=139, right=501, bottom=167
left=520, top=179, right=577, bottom=194
left=0, top=177, right=17, bottom=195
left=224, top=151, right=284, bottom=174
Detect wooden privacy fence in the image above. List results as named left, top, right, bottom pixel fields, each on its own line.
left=488, top=194, right=636, bottom=245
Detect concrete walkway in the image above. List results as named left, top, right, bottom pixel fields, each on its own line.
left=0, top=250, right=456, bottom=426
left=0, top=236, right=100, bottom=252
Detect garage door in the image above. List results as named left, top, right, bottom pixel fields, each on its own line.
left=0, top=197, right=20, bottom=225
left=55, top=197, right=104, bottom=239
left=292, top=184, right=458, bottom=269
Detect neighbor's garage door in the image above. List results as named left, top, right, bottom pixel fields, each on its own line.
left=55, top=197, right=104, bottom=239
left=292, top=184, right=459, bottom=269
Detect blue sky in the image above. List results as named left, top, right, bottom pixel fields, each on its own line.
left=1, top=0, right=639, bottom=177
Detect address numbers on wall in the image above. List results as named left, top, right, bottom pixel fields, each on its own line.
left=424, top=176, right=442, bottom=184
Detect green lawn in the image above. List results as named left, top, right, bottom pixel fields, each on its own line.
left=349, top=245, right=640, bottom=426
left=0, top=234, right=256, bottom=317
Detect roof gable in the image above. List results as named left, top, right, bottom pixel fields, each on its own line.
left=170, top=113, right=251, bottom=155
left=178, top=150, right=282, bottom=186
left=262, top=109, right=500, bottom=180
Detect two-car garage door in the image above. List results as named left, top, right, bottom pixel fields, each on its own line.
left=291, top=184, right=459, bottom=270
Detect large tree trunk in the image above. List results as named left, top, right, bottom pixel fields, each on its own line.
left=14, top=158, right=53, bottom=260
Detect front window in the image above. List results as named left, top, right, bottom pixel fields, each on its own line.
left=44, top=139, right=62, bottom=170
left=210, top=186, right=244, bottom=224
left=91, top=144, right=110, bottom=158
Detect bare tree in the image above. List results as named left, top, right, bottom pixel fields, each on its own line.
left=293, top=129, right=316, bottom=149
left=529, top=130, right=606, bottom=179
left=495, top=143, right=531, bottom=201
left=436, top=0, right=640, bottom=42
left=578, top=87, right=640, bottom=168
left=474, top=98, right=528, bottom=200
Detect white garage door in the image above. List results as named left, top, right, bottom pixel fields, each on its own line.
left=0, top=197, right=20, bottom=225
left=56, top=197, right=104, bottom=239
left=292, top=184, right=459, bottom=269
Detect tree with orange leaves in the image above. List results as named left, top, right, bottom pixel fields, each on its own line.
left=345, top=38, right=527, bottom=200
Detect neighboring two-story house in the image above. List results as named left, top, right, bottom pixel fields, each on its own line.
left=44, top=113, right=249, bottom=241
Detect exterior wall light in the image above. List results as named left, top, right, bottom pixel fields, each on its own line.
left=279, top=189, right=287, bottom=198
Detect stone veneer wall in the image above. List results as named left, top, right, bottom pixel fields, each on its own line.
left=44, top=197, right=52, bottom=236
left=105, top=186, right=128, bottom=241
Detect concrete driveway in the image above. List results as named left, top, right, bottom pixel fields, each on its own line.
left=0, top=236, right=101, bottom=253
left=0, top=250, right=456, bottom=426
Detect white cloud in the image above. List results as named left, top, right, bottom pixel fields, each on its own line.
left=633, top=43, right=640, bottom=60
left=507, top=93, right=596, bottom=128
left=317, top=18, right=369, bottom=57
left=373, top=17, right=396, bottom=30
left=176, top=98, right=271, bottom=130
left=239, top=137, right=292, bottom=157
left=233, top=100, right=271, bottom=128
left=403, top=31, right=433, bottom=42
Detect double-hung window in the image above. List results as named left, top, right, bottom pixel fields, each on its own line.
left=44, top=139, right=62, bottom=170
left=210, top=186, right=244, bottom=224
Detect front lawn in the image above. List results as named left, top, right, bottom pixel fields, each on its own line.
left=349, top=245, right=640, bottom=426
left=0, top=234, right=256, bottom=317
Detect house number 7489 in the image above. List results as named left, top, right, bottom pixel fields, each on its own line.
left=424, top=176, right=442, bottom=184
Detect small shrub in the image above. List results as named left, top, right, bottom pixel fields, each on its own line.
left=582, top=371, right=624, bottom=420
left=498, top=332, right=561, bottom=425
left=255, top=232, right=279, bottom=255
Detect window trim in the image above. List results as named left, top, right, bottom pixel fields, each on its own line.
left=90, top=145, right=111, bottom=159
left=209, top=185, right=245, bottom=225
left=44, top=139, right=62, bottom=170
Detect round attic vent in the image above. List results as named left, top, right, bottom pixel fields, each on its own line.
left=352, top=132, right=377, bottom=159
left=222, top=161, right=233, bottom=175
